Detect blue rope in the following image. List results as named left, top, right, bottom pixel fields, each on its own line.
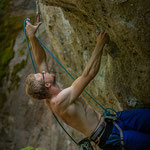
left=37, top=38, right=106, bottom=111
left=37, top=38, right=75, bottom=81
left=24, top=19, right=37, bottom=73
left=24, top=19, right=119, bottom=146
left=24, top=19, right=117, bottom=117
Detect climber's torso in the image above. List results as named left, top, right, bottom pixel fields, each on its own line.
left=46, top=86, right=104, bottom=137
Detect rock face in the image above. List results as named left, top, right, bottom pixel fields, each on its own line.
left=39, top=0, right=150, bottom=110
left=0, top=0, right=150, bottom=150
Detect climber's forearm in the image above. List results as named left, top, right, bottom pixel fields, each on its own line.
left=29, top=36, right=48, bottom=72
left=82, top=41, right=105, bottom=79
left=82, top=31, right=108, bottom=79
left=70, top=41, right=105, bottom=102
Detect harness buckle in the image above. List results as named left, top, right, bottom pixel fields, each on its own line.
left=78, top=138, right=94, bottom=150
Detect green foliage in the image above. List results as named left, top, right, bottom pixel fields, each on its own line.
left=21, top=146, right=48, bottom=150
left=21, top=146, right=34, bottom=150
left=35, top=148, right=48, bottom=150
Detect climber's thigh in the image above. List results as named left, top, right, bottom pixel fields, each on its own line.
left=123, top=130, right=150, bottom=150
left=117, top=109, right=150, bottom=133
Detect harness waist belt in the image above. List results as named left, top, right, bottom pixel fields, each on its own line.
left=90, top=120, right=113, bottom=148
left=90, top=121, right=106, bottom=142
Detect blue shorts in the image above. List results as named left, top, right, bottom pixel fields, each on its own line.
left=106, top=109, right=150, bottom=150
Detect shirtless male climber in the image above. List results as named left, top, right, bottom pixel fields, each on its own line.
left=25, top=20, right=150, bottom=150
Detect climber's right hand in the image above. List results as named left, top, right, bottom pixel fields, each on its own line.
left=25, top=18, right=42, bottom=38
left=97, top=30, right=109, bottom=45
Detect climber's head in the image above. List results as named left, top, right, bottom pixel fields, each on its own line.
left=25, top=71, right=56, bottom=100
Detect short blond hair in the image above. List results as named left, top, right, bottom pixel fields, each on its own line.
left=25, top=73, right=49, bottom=100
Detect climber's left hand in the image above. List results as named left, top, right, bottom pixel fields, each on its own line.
left=25, top=18, right=42, bottom=38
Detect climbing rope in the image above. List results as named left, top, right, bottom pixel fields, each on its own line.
left=24, top=18, right=118, bottom=147
left=52, top=112, right=78, bottom=145
left=24, top=19, right=117, bottom=117
left=24, top=18, right=78, bottom=145
left=24, top=19, right=37, bottom=73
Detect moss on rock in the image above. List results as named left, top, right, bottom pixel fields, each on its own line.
left=9, top=60, right=27, bottom=91
left=0, top=1, right=24, bottom=86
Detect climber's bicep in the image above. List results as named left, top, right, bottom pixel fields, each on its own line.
left=70, top=76, right=91, bottom=102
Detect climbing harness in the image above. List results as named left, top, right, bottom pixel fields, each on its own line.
left=104, top=112, right=125, bottom=150
left=24, top=17, right=123, bottom=149
left=90, top=121, right=106, bottom=146
left=113, top=121, right=125, bottom=150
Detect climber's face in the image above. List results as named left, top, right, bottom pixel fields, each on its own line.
left=35, top=71, right=56, bottom=85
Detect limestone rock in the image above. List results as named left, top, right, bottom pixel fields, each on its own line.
left=39, top=0, right=150, bottom=110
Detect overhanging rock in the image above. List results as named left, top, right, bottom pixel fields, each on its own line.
left=39, top=0, right=150, bottom=111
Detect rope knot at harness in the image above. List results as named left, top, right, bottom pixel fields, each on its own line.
left=104, top=107, right=118, bottom=119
